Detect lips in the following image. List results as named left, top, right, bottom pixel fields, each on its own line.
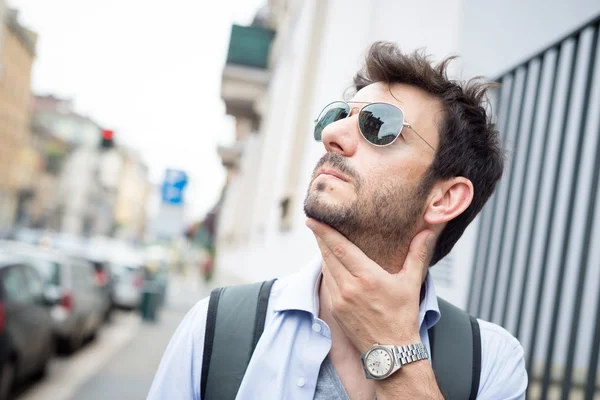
left=316, top=168, right=349, bottom=182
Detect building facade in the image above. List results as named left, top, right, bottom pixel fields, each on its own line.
left=216, top=0, right=600, bottom=398
left=113, top=150, right=150, bottom=244
left=0, top=9, right=37, bottom=235
left=29, top=94, right=104, bottom=232
left=32, top=95, right=102, bottom=149
left=55, top=145, right=123, bottom=237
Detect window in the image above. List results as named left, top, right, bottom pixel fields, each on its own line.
left=2, top=265, right=31, bottom=303
left=72, top=261, right=95, bottom=288
left=22, top=266, right=44, bottom=300
left=22, top=256, right=61, bottom=286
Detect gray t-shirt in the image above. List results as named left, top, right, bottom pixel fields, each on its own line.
left=314, top=355, right=350, bottom=399
left=314, top=356, right=377, bottom=400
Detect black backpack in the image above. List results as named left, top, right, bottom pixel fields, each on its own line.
left=201, top=280, right=481, bottom=400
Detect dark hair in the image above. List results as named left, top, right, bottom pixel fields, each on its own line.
left=353, top=42, right=504, bottom=265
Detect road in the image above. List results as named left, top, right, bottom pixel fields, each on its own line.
left=15, top=272, right=208, bottom=400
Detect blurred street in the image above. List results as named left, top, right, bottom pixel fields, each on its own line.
left=0, top=0, right=599, bottom=398
left=14, top=272, right=207, bottom=400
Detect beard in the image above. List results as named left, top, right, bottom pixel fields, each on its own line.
left=304, top=153, right=430, bottom=268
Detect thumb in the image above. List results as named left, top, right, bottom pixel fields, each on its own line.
left=404, top=229, right=435, bottom=283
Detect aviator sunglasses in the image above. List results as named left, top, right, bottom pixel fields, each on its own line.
left=313, top=101, right=435, bottom=151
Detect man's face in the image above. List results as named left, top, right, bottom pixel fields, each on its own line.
left=304, top=82, right=441, bottom=258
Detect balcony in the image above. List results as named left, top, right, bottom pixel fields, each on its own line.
left=217, top=141, right=244, bottom=169
left=221, top=24, right=275, bottom=124
left=226, top=24, right=275, bottom=69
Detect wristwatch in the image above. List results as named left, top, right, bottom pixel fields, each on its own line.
left=360, top=343, right=429, bottom=380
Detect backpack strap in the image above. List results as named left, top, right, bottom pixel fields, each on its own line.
left=429, top=297, right=481, bottom=400
left=201, top=279, right=276, bottom=400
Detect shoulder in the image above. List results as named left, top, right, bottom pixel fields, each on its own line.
left=147, top=297, right=210, bottom=400
left=168, top=296, right=211, bottom=347
left=157, top=295, right=210, bottom=355
left=187, top=296, right=211, bottom=338
left=162, top=295, right=211, bottom=353
left=476, top=319, right=528, bottom=399
left=477, top=319, right=523, bottom=352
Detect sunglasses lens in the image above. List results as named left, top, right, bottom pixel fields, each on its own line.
left=359, top=103, right=404, bottom=146
left=314, top=101, right=350, bottom=141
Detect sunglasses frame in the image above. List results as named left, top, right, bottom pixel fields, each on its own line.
left=314, top=100, right=435, bottom=151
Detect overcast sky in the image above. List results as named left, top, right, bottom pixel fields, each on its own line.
left=8, top=0, right=265, bottom=222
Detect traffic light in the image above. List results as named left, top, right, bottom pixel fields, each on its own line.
left=101, top=129, right=114, bottom=149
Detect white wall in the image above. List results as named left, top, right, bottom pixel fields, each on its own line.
left=459, top=0, right=600, bottom=78
left=217, top=0, right=322, bottom=282
left=58, top=149, right=95, bottom=234
left=216, top=0, right=479, bottom=307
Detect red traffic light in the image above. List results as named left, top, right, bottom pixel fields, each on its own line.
left=102, top=129, right=114, bottom=140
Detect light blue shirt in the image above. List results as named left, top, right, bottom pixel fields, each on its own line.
left=148, top=259, right=528, bottom=399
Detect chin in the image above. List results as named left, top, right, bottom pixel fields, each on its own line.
left=303, top=191, right=359, bottom=235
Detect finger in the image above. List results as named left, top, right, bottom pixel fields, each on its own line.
left=307, top=218, right=375, bottom=277
left=315, top=235, right=352, bottom=284
left=321, top=265, right=340, bottom=310
left=403, top=229, right=435, bottom=284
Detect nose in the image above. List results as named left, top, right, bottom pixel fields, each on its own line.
left=321, top=111, right=359, bottom=157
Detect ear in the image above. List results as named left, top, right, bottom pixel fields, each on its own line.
left=423, top=177, right=474, bottom=226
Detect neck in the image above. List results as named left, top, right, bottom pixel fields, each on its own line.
left=318, top=273, right=357, bottom=351
left=347, top=232, right=411, bottom=274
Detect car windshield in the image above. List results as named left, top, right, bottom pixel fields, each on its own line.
left=110, top=264, right=139, bottom=277
left=27, top=257, right=60, bottom=286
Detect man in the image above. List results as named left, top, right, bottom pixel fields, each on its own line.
left=148, top=42, right=528, bottom=399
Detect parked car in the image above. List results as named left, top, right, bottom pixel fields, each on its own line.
left=50, top=238, right=116, bottom=322
left=0, top=243, right=108, bottom=353
left=85, top=237, right=145, bottom=311
left=110, top=261, right=144, bottom=310
left=79, top=256, right=115, bottom=321
left=0, top=252, right=54, bottom=400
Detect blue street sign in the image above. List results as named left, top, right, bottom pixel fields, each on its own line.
left=161, top=169, right=188, bottom=205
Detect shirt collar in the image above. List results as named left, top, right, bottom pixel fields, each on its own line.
left=272, top=258, right=442, bottom=330
left=421, top=271, right=441, bottom=330
left=272, top=257, right=323, bottom=315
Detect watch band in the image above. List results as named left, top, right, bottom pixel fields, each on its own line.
left=394, top=343, right=429, bottom=366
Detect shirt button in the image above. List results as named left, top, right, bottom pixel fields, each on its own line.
left=312, top=323, right=322, bottom=333
left=296, top=377, right=305, bottom=387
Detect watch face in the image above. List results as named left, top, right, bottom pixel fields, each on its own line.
left=365, top=348, right=393, bottom=378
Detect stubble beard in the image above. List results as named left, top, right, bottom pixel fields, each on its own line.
left=304, top=155, right=429, bottom=269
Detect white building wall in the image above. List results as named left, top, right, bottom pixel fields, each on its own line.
left=459, top=0, right=600, bottom=78
left=217, top=0, right=473, bottom=304
left=217, top=0, right=325, bottom=282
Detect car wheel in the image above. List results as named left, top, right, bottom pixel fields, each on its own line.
left=0, top=359, right=15, bottom=400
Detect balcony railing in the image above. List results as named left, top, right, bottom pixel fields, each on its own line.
left=225, top=24, right=275, bottom=69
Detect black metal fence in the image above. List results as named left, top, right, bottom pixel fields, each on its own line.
left=467, top=14, right=600, bottom=400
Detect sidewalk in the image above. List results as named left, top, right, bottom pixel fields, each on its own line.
left=71, top=273, right=208, bottom=400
